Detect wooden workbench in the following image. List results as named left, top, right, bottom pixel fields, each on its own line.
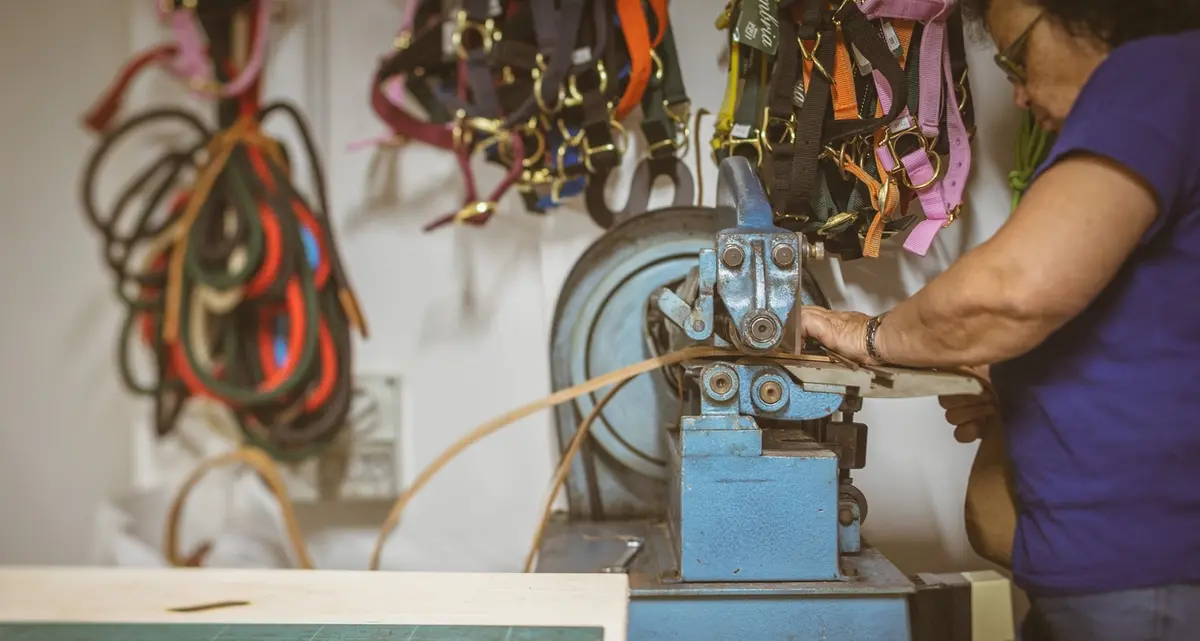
left=0, top=567, right=629, bottom=640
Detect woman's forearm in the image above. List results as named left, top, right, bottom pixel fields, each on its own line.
left=873, top=248, right=1064, bottom=368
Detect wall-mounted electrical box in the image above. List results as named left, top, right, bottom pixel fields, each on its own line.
left=282, top=374, right=404, bottom=503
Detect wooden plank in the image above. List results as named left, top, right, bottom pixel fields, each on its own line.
left=0, top=568, right=628, bottom=640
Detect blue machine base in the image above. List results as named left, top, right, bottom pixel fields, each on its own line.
left=536, top=520, right=913, bottom=641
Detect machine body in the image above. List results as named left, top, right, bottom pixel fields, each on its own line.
left=540, top=158, right=986, bottom=640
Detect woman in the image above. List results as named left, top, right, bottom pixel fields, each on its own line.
left=800, top=0, right=1200, bottom=639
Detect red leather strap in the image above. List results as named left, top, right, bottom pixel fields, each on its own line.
left=370, top=74, right=455, bottom=149
left=82, top=44, right=179, bottom=133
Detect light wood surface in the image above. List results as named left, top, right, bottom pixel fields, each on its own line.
left=0, top=567, right=628, bottom=638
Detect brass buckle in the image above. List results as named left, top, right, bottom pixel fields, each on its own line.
left=761, top=112, right=796, bottom=153
left=878, top=121, right=942, bottom=191
left=582, top=120, right=629, bottom=173
left=665, top=100, right=692, bottom=155
left=944, top=205, right=961, bottom=228
left=723, top=135, right=763, bottom=167
left=394, top=30, right=413, bottom=51
left=452, top=11, right=497, bottom=60
left=800, top=33, right=832, bottom=83
left=453, top=200, right=498, bottom=224
left=564, top=61, right=609, bottom=108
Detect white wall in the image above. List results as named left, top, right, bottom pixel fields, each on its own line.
left=0, top=0, right=1020, bottom=577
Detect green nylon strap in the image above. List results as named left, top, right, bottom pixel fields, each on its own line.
left=1010, top=109, right=1055, bottom=211
left=731, top=46, right=768, bottom=141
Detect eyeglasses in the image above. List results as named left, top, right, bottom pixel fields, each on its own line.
left=994, top=13, right=1044, bottom=84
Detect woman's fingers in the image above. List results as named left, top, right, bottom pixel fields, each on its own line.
left=954, top=421, right=985, bottom=443
left=939, top=393, right=992, bottom=410
left=945, top=403, right=997, bottom=427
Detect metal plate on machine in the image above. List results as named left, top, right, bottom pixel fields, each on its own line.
left=785, top=359, right=985, bottom=398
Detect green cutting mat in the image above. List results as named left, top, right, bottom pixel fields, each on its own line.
left=0, top=624, right=604, bottom=641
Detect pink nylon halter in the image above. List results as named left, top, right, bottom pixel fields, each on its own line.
left=859, top=0, right=972, bottom=257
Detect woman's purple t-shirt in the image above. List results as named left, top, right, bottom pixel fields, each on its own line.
left=990, top=30, right=1200, bottom=596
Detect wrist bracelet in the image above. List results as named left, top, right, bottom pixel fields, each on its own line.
left=865, top=313, right=887, bottom=363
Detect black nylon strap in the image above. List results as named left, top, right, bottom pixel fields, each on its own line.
left=505, top=0, right=588, bottom=127
left=658, top=23, right=688, bottom=108
left=785, top=15, right=835, bottom=217
left=767, top=19, right=800, bottom=212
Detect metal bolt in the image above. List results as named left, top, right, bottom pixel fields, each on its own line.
left=721, top=244, right=744, bottom=267
left=804, top=241, right=826, bottom=261
left=839, top=507, right=854, bottom=526
left=748, top=316, right=777, bottom=342
left=759, top=380, right=783, bottom=405
left=772, top=243, right=796, bottom=267
left=692, top=320, right=705, bottom=332
left=710, top=372, right=733, bottom=395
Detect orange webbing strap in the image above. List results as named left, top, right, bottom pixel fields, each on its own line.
left=832, top=29, right=858, bottom=121
left=827, top=152, right=900, bottom=258
left=614, top=0, right=655, bottom=120
left=164, top=445, right=314, bottom=569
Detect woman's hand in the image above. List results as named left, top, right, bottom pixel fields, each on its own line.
left=939, top=366, right=1001, bottom=443
left=798, top=307, right=876, bottom=364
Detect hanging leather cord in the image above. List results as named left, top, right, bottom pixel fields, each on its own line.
left=80, top=2, right=366, bottom=459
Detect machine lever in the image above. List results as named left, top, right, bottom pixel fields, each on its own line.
left=601, top=537, right=645, bottom=574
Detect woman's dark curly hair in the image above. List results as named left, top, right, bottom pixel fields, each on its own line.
left=960, top=0, right=1200, bottom=49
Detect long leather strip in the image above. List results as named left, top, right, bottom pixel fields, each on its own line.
left=366, top=344, right=848, bottom=570
left=165, top=445, right=314, bottom=568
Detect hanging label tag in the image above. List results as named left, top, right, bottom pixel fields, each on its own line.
left=882, top=23, right=904, bottom=59
left=442, top=20, right=457, bottom=58
left=732, top=0, right=781, bottom=55
left=572, top=47, right=593, bottom=65
left=731, top=123, right=752, bottom=138
left=889, top=114, right=914, bottom=134
left=851, top=44, right=873, bottom=75
left=441, top=0, right=463, bottom=59
left=793, top=79, right=807, bottom=107
left=488, top=0, right=502, bottom=16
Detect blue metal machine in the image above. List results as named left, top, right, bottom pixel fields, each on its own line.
left=539, top=157, right=985, bottom=640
